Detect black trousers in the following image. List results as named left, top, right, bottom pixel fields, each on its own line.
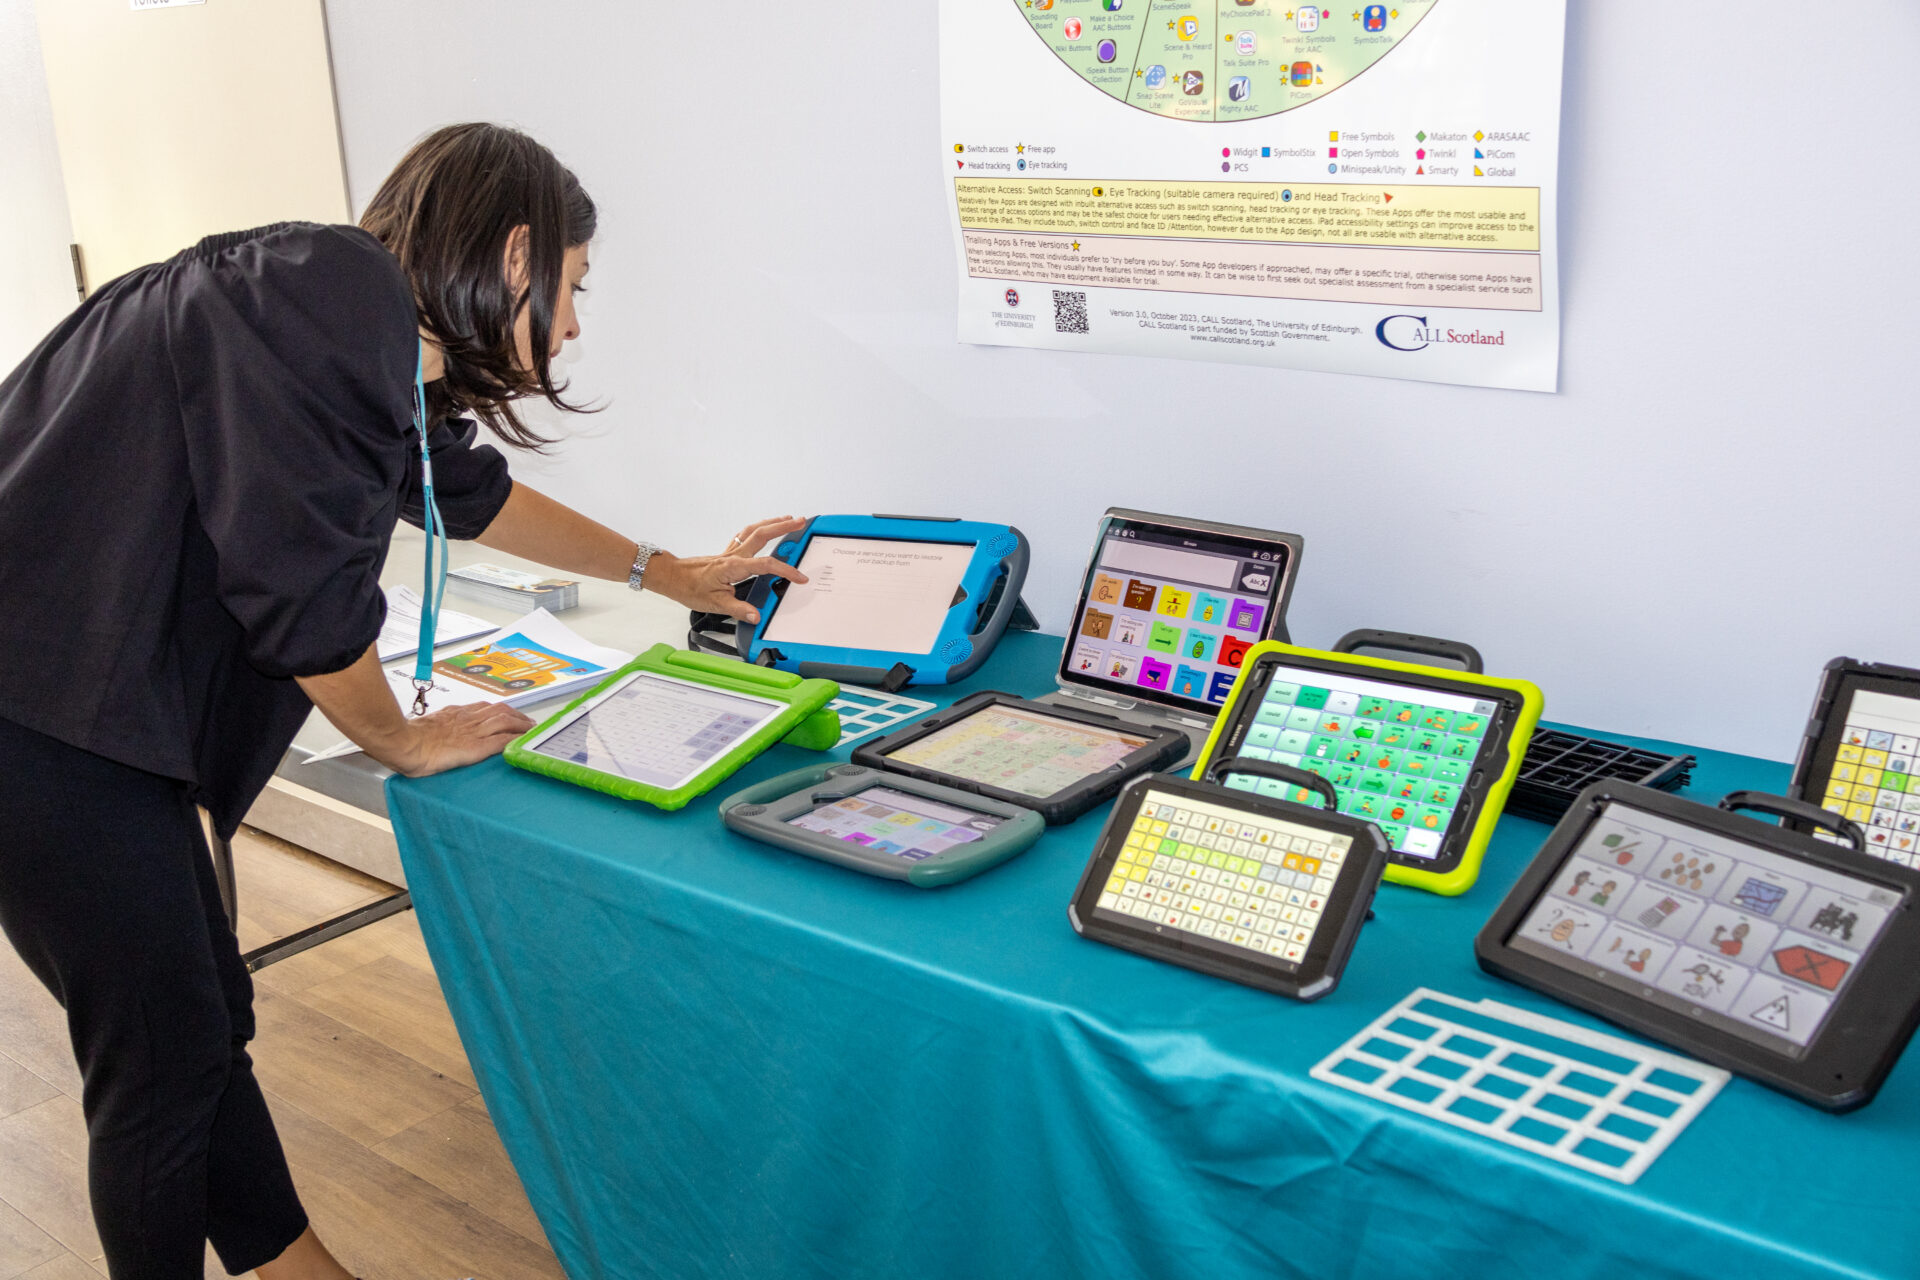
left=0, top=716, right=308, bottom=1277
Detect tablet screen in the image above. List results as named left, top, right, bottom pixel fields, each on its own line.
left=1061, top=518, right=1294, bottom=716
left=1093, top=786, right=1354, bottom=967
left=881, top=703, right=1151, bottom=799
left=762, top=536, right=975, bottom=656
left=527, top=671, right=785, bottom=790
left=1808, top=686, right=1920, bottom=863
left=1228, top=662, right=1502, bottom=860
left=787, top=785, right=1005, bottom=861
left=1508, top=803, right=1905, bottom=1057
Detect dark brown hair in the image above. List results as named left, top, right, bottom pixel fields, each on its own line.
left=360, top=123, right=597, bottom=450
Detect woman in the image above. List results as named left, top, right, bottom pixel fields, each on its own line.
left=0, top=124, right=800, bottom=1278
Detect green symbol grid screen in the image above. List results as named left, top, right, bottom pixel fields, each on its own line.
left=1228, top=663, right=1498, bottom=860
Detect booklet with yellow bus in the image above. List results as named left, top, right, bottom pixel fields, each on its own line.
left=305, top=609, right=632, bottom=765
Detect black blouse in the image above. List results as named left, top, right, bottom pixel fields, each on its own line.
left=0, top=222, right=511, bottom=834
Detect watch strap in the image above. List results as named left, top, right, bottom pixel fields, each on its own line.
left=627, top=540, right=660, bottom=592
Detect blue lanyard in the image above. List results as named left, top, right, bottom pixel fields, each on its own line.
left=409, top=353, right=447, bottom=716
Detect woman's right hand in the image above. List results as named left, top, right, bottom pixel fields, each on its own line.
left=298, top=648, right=535, bottom=777
left=390, top=701, right=535, bottom=777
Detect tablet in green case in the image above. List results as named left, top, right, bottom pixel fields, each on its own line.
left=1191, top=640, right=1543, bottom=896
left=505, top=644, right=841, bottom=810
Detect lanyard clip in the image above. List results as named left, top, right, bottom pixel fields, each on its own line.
left=408, top=349, right=446, bottom=725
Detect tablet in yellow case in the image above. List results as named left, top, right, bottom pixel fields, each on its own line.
left=1190, top=641, right=1542, bottom=896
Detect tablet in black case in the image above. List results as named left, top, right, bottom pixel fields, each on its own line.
left=1068, top=770, right=1390, bottom=1000
left=1786, top=656, right=1920, bottom=865
left=1476, top=781, right=1920, bottom=1110
left=853, top=691, right=1188, bottom=825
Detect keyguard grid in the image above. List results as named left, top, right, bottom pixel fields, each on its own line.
left=829, top=689, right=939, bottom=747
left=1311, top=988, right=1727, bottom=1185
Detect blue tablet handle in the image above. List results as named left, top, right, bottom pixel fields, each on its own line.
left=1205, top=754, right=1341, bottom=812
left=1719, top=791, right=1865, bottom=852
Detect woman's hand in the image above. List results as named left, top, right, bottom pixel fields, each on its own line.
left=644, top=515, right=811, bottom=623
left=298, top=650, right=534, bottom=777
left=387, top=701, right=536, bottom=777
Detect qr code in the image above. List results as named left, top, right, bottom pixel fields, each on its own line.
left=1053, top=289, right=1090, bottom=334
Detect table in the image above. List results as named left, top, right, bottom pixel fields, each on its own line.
left=387, top=631, right=1920, bottom=1280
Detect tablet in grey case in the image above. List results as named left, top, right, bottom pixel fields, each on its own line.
left=719, top=764, right=1046, bottom=888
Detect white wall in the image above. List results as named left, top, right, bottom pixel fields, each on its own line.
left=0, top=0, right=76, bottom=371
left=33, top=0, right=349, bottom=288
left=322, top=0, right=1920, bottom=761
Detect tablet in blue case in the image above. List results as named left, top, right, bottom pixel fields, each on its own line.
left=738, top=514, right=1031, bottom=689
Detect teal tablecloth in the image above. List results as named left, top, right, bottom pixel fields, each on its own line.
left=388, top=632, right=1919, bottom=1280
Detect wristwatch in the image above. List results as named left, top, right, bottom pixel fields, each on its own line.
left=627, top=540, right=661, bottom=592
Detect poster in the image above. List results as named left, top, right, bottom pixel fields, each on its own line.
left=940, top=0, right=1567, bottom=391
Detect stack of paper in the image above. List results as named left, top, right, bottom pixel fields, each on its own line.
left=305, top=609, right=630, bottom=764
left=376, top=584, right=496, bottom=663
left=447, top=563, right=580, bottom=612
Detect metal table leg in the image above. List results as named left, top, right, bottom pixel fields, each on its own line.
left=204, top=813, right=413, bottom=973
left=209, top=822, right=239, bottom=929
left=239, top=888, right=413, bottom=973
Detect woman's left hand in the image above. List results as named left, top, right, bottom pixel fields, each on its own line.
left=644, top=515, right=811, bottom=623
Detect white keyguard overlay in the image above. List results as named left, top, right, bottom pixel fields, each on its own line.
left=1310, top=987, right=1727, bottom=1185
left=830, top=689, right=939, bottom=747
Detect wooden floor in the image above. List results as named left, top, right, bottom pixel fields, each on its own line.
left=0, top=828, right=565, bottom=1279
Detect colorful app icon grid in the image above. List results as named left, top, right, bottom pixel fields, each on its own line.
left=1074, top=543, right=1272, bottom=708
